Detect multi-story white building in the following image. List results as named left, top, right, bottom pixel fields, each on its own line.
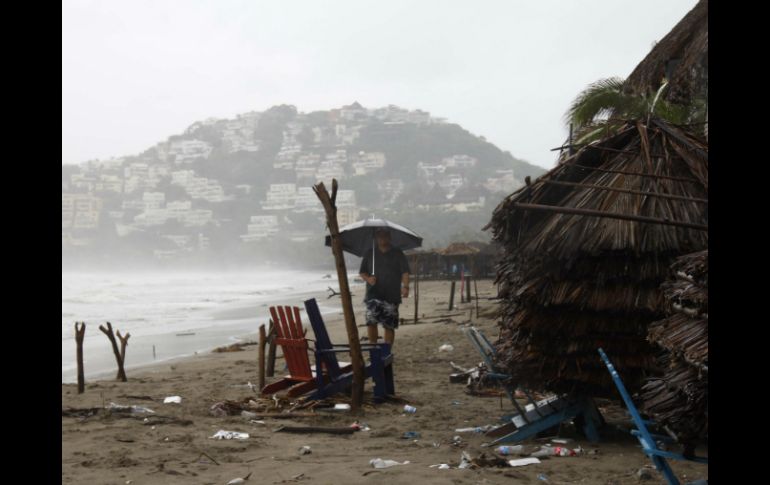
left=240, top=215, right=280, bottom=242
left=437, top=174, right=465, bottom=195
left=262, top=184, right=297, bottom=210
left=484, top=169, right=518, bottom=193
left=169, top=139, right=213, bottom=164
left=121, top=199, right=145, bottom=211
left=70, top=173, right=97, bottom=192
left=166, top=200, right=193, bottom=220
left=94, top=174, right=123, bottom=194
left=337, top=207, right=360, bottom=226
left=352, top=152, right=386, bottom=175
left=293, top=187, right=322, bottom=213
left=134, top=208, right=170, bottom=227
left=316, top=160, right=346, bottom=183
left=443, top=155, right=478, bottom=168
left=417, top=162, right=446, bottom=181
left=62, top=194, right=101, bottom=230
left=182, top=209, right=213, bottom=227
left=142, top=192, right=166, bottom=211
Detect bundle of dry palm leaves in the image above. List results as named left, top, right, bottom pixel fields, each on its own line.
left=485, top=119, right=707, bottom=398
left=640, top=250, right=707, bottom=448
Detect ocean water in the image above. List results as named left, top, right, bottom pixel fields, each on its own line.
left=62, top=269, right=359, bottom=382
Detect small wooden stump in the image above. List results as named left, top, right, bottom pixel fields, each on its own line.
left=258, top=324, right=267, bottom=391
left=448, top=280, right=456, bottom=310
left=75, top=322, right=86, bottom=394
left=99, top=322, right=128, bottom=382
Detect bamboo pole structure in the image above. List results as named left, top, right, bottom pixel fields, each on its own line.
left=512, top=202, right=708, bottom=231
left=99, top=322, right=127, bottom=382
left=313, top=180, right=365, bottom=411
left=258, top=324, right=267, bottom=391
left=75, top=322, right=86, bottom=394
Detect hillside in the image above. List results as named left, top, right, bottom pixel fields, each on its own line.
left=62, top=103, right=547, bottom=267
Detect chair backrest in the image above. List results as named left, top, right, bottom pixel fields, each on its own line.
left=465, top=326, right=498, bottom=370
left=270, top=305, right=312, bottom=380
left=303, top=298, right=342, bottom=376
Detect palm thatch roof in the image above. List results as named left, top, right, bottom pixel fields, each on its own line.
left=437, top=242, right=481, bottom=256
left=640, top=250, right=707, bottom=449
left=624, top=0, right=708, bottom=105
left=485, top=118, right=707, bottom=397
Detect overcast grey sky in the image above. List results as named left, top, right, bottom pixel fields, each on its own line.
left=62, top=0, right=697, bottom=169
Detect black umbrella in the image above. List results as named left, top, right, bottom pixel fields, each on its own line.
left=324, top=217, right=422, bottom=274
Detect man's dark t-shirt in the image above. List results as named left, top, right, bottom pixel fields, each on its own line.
left=359, top=247, right=410, bottom=304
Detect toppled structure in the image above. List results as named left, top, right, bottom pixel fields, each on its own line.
left=640, top=250, right=708, bottom=449
left=485, top=119, right=708, bottom=397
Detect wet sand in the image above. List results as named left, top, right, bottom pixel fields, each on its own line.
left=62, top=279, right=708, bottom=484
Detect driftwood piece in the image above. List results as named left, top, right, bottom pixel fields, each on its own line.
left=75, top=322, right=86, bottom=393
left=314, top=180, right=364, bottom=411
left=99, top=322, right=127, bottom=382
left=117, top=330, right=131, bottom=375
left=274, top=425, right=356, bottom=435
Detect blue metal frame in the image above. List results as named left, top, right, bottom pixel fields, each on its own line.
left=464, top=326, right=602, bottom=444
left=598, top=348, right=708, bottom=485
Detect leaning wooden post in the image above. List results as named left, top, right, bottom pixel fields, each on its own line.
left=313, top=179, right=365, bottom=411
left=99, top=322, right=127, bottom=382
left=474, top=273, right=480, bottom=318
left=266, top=320, right=277, bottom=377
left=117, top=330, right=130, bottom=373
left=258, top=324, right=267, bottom=391
left=75, top=322, right=86, bottom=394
left=466, top=260, right=472, bottom=303
left=448, top=280, right=456, bottom=311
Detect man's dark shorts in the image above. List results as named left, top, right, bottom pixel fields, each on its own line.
left=365, top=299, right=399, bottom=330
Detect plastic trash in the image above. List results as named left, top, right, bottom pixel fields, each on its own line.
left=334, top=403, right=351, bottom=411
left=438, top=344, right=454, bottom=352
left=508, top=457, right=541, bottom=467
left=241, top=411, right=258, bottom=419
left=458, top=451, right=472, bottom=469
left=163, top=396, right=182, bottom=404
left=403, top=405, right=417, bottom=413
left=226, top=473, right=252, bottom=484
left=429, top=464, right=451, bottom=469
left=108, top=403, right=155, bottom=414
left=550, top=438, right=571, bottom=444
left=451, top=400, right=462, bottom=406
left=537, top=473, right=549, bottom=481
left=209, top=430, right=249, bottom=440
left=455, top=425, right=493, bottom=433
left=298, top=446, right=312, bottom=455
left=495, top=445, right=523, bottom=455
left=530, top=445, right=583, bottom=457
left=402, top=431, right=421, bottom=439
left=369, top=458, right=410, bottom=469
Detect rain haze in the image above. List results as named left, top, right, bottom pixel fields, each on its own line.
left=62, top=0, right=697, bottom=168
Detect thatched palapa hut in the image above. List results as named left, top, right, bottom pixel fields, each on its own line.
left=485, top=118, right=707, bottom=398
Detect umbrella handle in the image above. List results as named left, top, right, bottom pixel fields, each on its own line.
left=372, top=238, right=375, bottom=276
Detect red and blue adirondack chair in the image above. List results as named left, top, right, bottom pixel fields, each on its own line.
left=304, top=298, right=394, bottom=401
left=260, top=305, right=321, bottom=397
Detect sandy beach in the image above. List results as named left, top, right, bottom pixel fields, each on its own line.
left=62, top=279, right=708, bottom=484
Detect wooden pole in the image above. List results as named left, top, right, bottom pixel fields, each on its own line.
left=258, top=324, right=267, bottom=391
left=313, top=180, right=364, bottom=411
left=474, top=274, right=480, bottom=318
left=413, top=272, right=419, bottom=325
left=448, top=280, right=456, bottom=311
left=75, top=322, right=86, bottom=394
left=512, top=202, right=708, bottom=231
left=460, top=268, right=465, bottom=303
left=466, top=262, right=472, bottom=303
left=99, top=322, right=127, bottom=382
left=266, top=321, right=277, bottom=377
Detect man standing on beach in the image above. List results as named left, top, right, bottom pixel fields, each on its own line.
left=359, top=228, right=410, bottom=347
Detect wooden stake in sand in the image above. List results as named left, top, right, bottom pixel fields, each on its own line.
left=75, top=322, right=86, bottom=394
left=266, top=320, right=277, bottom=377
left=448, top=280, right=456, bottom=311
left=258, top=324, right=267, bottom=391
left=313, top=179, right=364, bottom=411
left=99, top=322, right=128, bottom=382
left=413, top=272, right=419, bottom=325
left=474, top=274, right=480, bottom=318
